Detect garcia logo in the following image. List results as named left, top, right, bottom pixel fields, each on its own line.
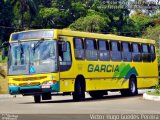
left=112, top=63, right=138, bottom=85
left=88, top=64, right=119, bottom=72
left=87, top=63, right=138, bottom=85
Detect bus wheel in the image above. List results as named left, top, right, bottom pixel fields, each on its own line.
left=120, top=77, right=137, bottom=96
left=73, top=80, right=85, bottom=101
left=128, top=77, right=138, bottom=96
left=34, top=95, right=41, bottom=103
left=89, top=91, right=104, bottom=99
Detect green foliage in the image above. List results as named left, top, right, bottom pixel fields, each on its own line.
left=142, top=26, right=160, bottom=42
left=147, top=85, right=160, bottom=96
left=12, top=0, right=38, bottom=29
left=40, top=8, right=59, bottom=18
left=147, top=91, right=160, bottom=96
left=69, top=15, right=109, bottom=33
left=155, top=85, right=160, bottom=94
left=0, top=0, right=160, bottom=44
left=0, top=0, right=14, bottom=43
left=142, top=26, right=160, bottom=63
left=131, top=11, right=153, bottom=36
left=0, top=55, right=7, bottom=63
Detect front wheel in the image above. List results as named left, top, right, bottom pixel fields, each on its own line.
left=34, top=95, right=41, bottom=103
left=73, top=80, right=85, bottom=101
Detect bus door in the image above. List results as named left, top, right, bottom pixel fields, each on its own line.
left=58, top=37, right=73, bottom=91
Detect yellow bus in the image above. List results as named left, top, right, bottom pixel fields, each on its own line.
left=2, top=29, right=158, bottom=103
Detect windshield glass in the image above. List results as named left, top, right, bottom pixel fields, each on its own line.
left=8, top=39, right=58, bottom=75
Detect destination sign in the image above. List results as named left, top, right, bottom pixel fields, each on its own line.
left=11, top=30, right=54, bottom=41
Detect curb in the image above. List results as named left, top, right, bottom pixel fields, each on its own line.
left=143, top=93, right=160, bottom=101
left=0, top=94, right=11, bottom=98
left=0, top=94, right=22, bottom=98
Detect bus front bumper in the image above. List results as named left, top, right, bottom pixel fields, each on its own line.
left=9, top=82, right=60, bottom=95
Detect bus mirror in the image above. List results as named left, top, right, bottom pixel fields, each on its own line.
left=2, top=41, right=9, bottom=48
left=62, top=42, right=67, bottom=52
left=2, top=48, right=6, bottom=60
left=1, top=42, right=9, bottom=60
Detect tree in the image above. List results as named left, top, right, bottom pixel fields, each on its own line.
left=34, top=0, right=88, bottom=29
left=142, top=25, right=160, bottom=63
left=142, top=25, right=160, bottom=44
left=0, top=0, right=14, bottom=43
left=152, top=12, right=160, bottom=25
left=69, top=14, right=110, bottom=33
left=12, top=0, right=37, bottom=29
left=31, top=0, right=136, bottom=36
left=131, top=11, right=153, bottom=36
left=38, top=7, right=62, bottom=28
left=90, top=0, right=135, bottom=36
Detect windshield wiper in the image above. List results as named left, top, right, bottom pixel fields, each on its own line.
left=33, top=38, right=45, bottom=50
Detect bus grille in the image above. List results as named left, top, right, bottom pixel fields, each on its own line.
left=13, top=76, right=47, bottom=81
left=19, top=82, right=40, bottom=87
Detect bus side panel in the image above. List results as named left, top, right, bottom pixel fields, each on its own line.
left=60, top=79, right=75, bottom=92
left=85, top=78, right=129, bottom=91
left=137, top=60, right=158, bottom=88
left=137, top=77, right=158, bottom=88
left=58, top=35, right=158, bottom=92
left=82, top=61, right=131, bottom=91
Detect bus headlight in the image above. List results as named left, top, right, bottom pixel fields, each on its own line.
left=42, top=81, right=53, bottom=85
left=42, top=80, right=57, bottom=85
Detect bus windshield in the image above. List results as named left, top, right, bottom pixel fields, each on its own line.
left=8, top=39, right=58, bottom=75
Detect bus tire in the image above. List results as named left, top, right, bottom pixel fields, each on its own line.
left=128, top=77, right=138, bottom=96
left=120, top=77, right=138, bottom=96
left=89, top=91, right=104, bottom=99
left=73, top=79, right=85, bottom=101
left=34, top=95, right=41, bottom=103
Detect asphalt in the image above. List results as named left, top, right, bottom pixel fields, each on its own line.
left=0, top=90, right=160, bottom=120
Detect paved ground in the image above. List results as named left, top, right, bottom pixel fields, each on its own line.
left=0, top=90, right=160, bottom=120
left=0, top=90, right=159, bottom=115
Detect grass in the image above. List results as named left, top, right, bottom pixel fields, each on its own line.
left=147, top=85, right=160, bottom=96
left=0, top=55, right=7, bottom=63
left=147, top=91, right=160, bottom=96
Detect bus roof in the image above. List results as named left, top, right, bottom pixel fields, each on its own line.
left=10, top=29, right=155, bottom=44
left=57, top=29, right=155, bottom=44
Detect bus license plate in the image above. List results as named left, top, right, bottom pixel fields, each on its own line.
left=41, top=84, right=51, bottom=89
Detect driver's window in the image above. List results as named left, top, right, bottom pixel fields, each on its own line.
left=39, top=41, right=54, bottom=60
left=59, top=42, right=72, bottom=71
left=32, top=41, right=55, bottom=63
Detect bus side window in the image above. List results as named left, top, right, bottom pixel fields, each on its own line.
left=121, top=42, right=132, bottom=61
left=74, top=37, right=84, bottom=60
left=85, top=38, right=98, bottom=60
left=110, top=41, right=121, bottom=61
left=98, top=40, right=110, bottom=61
left=150, top=45, right=156, bottom=61
left=132, top=43, right=142, bottom=62
left=142, top=44, right=151, bottom=62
